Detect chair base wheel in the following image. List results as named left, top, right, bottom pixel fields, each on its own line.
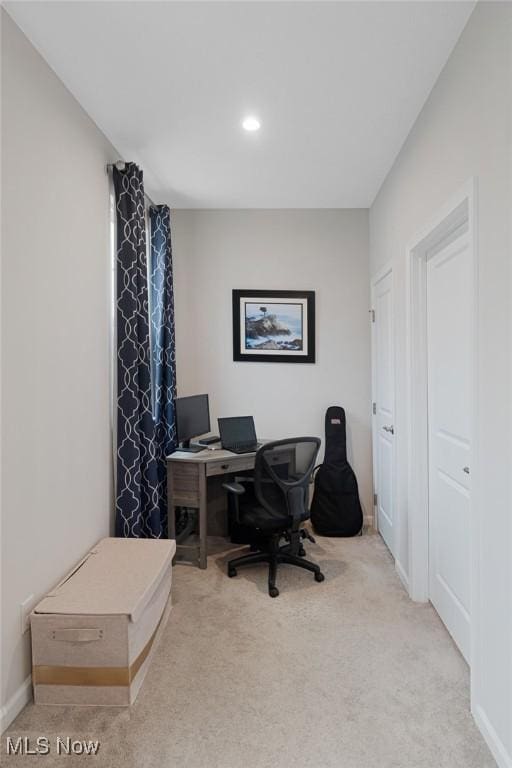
left=228, top=567, right=237, bottom=578
left=314, top=571, right=325, bottom=583
left=269, top=587, right=279, bottom=598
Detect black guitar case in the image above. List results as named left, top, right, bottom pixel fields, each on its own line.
left=310, top=406, right=363, bottom=537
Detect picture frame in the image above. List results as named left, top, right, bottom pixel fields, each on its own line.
left=232, top=289, right=316, bottom=363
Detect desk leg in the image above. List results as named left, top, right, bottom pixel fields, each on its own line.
left=168, top=508, right=176, bottom=540
left=199, top=466, right=207, bottom=569
left=167, top=463, right=176, bottom=540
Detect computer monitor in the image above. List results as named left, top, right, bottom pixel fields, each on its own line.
left=175, top=394, right=210, bottom=452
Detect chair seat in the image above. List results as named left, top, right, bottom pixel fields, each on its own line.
left=239, top=504, right=291, bottom=533
left=238, top=484, right=311, bottom=533
left=236, top=482, right=290, bottom=533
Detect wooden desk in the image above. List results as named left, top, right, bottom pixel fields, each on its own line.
left=167, top=443, right=292, bottom=568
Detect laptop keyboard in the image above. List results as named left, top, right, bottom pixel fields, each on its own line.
left=226, top=442, right=261, bottom=454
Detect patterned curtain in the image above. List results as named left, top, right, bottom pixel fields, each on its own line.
left=149, top=204, right=177, bottom=500
left=113, top=163, right=169, bottom=538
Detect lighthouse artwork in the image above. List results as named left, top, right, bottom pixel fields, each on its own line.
left=232, top=289, right=316, bottom=364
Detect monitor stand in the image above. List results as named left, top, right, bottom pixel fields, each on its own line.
left=178, top=440, right=204, bottom=453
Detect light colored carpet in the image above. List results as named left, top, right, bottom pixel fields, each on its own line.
left=2, top=533, right=495, bottom=767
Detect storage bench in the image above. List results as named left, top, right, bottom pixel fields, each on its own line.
left=30, top=537, right=176, bottom=706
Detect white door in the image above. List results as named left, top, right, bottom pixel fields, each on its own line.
left=373, top=269, right=395, bottom=556
left=427, top=234, right=471, bottom=662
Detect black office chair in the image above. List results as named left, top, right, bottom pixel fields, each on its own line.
left=223, top=437, right=325, bottom=598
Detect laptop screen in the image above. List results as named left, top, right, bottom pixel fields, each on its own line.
left=218, top=416, right=257, bottom=447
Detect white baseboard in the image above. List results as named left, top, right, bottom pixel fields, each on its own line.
left=473, top=704, right=512, bottom=768
left=0, top=676, right=32, bottom=735
left=395, top=559, right=409, bottom=592
left=363, top=514, right=375, bottom=531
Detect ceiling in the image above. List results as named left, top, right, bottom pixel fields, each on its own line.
left=5, top=1, right=475, bottom=208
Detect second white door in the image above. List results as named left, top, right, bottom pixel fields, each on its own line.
left=373, top=269, right=395, bottom=556
left=427, top=233, right=472, bottom=662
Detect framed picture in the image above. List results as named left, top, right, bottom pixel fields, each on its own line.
left=232, top=289, right=316, bottom=363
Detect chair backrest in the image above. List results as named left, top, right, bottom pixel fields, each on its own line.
left=254, top=437, right=321, bottom=526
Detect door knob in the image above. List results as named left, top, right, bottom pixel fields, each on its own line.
left=463, top=466, right=470, bottom=474
left=383, top=425, right=394, bottom=435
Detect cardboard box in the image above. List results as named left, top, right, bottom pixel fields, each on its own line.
left=31, top=537, right=176, bottom=706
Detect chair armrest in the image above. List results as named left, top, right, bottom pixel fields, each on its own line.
left=222, top=481, right=246, bottom=496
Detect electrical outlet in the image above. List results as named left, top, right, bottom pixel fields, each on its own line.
left=20, top=594, right=35, bottom=635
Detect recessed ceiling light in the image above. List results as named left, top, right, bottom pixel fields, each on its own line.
left=242, top=116, right=261, bottom=132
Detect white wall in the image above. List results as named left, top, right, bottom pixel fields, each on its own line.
left=1, top=12, right=118, bottom=728
left=369, top=3, right=512, bottom=765
left=172, top=209, right=372, bottom=518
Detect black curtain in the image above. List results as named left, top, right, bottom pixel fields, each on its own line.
left=149, top=204, right=177, bottom=525
left=113, top=163, right=167, bottom=537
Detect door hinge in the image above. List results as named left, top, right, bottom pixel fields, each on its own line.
left=373, top=493, right=378, bottom=506
left=372, top=402, right=376, bottom=415
left=370, top=309, right=375, bottom=322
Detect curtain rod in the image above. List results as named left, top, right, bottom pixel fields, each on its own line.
left=106, top=162, right=158, bottom=208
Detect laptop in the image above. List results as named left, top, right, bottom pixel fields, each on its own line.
left=218, top=416, right=261, bottom=454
